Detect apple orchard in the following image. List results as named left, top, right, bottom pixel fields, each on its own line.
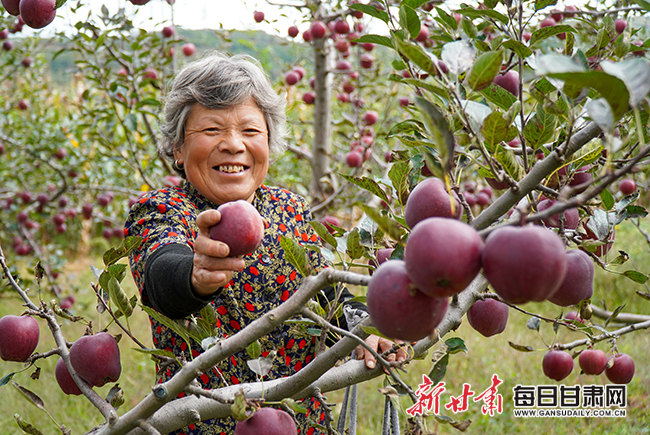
left=0, top=0, right=649, bottom=434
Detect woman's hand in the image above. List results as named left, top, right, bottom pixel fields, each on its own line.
left=192, top=210, right=246, bottom=297
left=355, top=335, right=408, bottom=371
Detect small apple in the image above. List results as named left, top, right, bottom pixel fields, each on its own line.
left=336, top=60, right=352, bottom=71
left=493, top=70, right=519, bottom=96
left=615, top=19, right=626, bottom=34
left=69, top=332, right=122, bottom=387
left=415, top=25, right=429, bottom=43
left=253, top=11, right=265, bottom=23
left=618, top=178, right=636, bottom=195
left=321, top=216, right=340, bottom=234
left=537, top=199, right=579, bottom=230
left=362, top=110, right=379, bottom=126
left=0, top=29, right=8, bottom=39
left=578, top=349, right=607, bottom=375
left=550, top=10, right=563, bottom=22
left=302, top=29, right=312, bottom=42
left=21, top=56, right=32, bottom=67
left=362, top=42, right=374, bottom=52
left=287, top=26, right=299, bottom=38
left=209, top=200, right=265, bottom=257
left=333, top=18, right=350, bottom=34
left=143, top=68, right=158, bottom=79
left=605, top=353, right=635, bottom=384
left=0, top=315, right=40, bottom=362
left=310, top=21, right=327, bottom=39
left=564, top=5, right=578, bottom=17
left=539, top=17, right=556, bottom=28
left=17, top=99, right=29, bottom=110
left=129, top=0, right=151, bottom=4
left=543, top=350, right=574, bottom=381
left=302, top=92, right=315, bottom=104
left=345, top=151, right=363, bottom=168
left=162, top=26, right=174, bottom=38
left=181, top=43, right=195, bottom=57
left=467, top=298, right=509, bottom=337
left=285, top=70, right=300, bottom=86
left=398, top=96, right=410, bottom=107
left=360, top=54, right=373, bottom=69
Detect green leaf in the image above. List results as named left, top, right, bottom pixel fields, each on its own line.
left=454, top=7, right=508, bottom=25
left=0, top=372, right=16, bottom=388
left=309, top=221, right=337, bottom=247
left=444, top=337, right=468, bottom=354
left=356, top=34, right=393, bottom=49
left=11, top=382, right=45, bottom=411
left=361, top=325, right=391, bottom=339
left=624, top=205, right=648, bottom=219
left=508, top=341, right=536, bottom=352
left=535, top=53, right=587, bottom=75
left=502, top=40, right=533, bottom=58
left=415, top=96, right=455, bottom=174
left=140, top=304, right=192, bottom=346
left=361, top=206, right=405, bottom=240
left=55, top=0, right=67, bottom=8
left=340, top=174, right=390, bottom=204
left=386, top=119, right=426, bottom=138
left=282, top=398, right=309, bottom=415
left=428, top=352, right=449, bottom=384
left=600, top=59, right=650, bottom=108
left=108, top=276, right=133, bottom=318
left=630, top=0, right=650, bottom=9
left=467, top=50, right=504, bottom=91
left=280, top=236, right=310, bottom=277
left=480, top=83, right=518, bottom=110
left=622, top=270, right=649, bottom=284
left=14, top=414, right=44, bottom=435
left=107, top=263, right=128, bottom=283
left=496, top=145, right=524, bottom=180
left=523, top=106, right=556, bottom=148
left=441, top=40, right=476, bottom=76
left=394, top=37, right=440, bottom=77
left=399, top=3, right=421, bottom=40
left=389, top=160, right=413, bottom=206
left=400, top=77, right=450, bottom=100
left=604, top=304, right=626, bottom=327
left=586, top=98, right=614, bottom=132
left=481, top=110, right=511, bottom=149
left=246, top=340, right=262, bottom=359
left=527, top=316, right=541, bottom=331
left=348, top=3, right=389, bottom=23
left=530, top=25, right=575, bottom=46
left=102, top=236, right=143, bottom=266
left=435, top=7, right=458, bottom=30
left=534, top=0, right=557, bottom=10
left=568, top=138, right=604, bottom=169
left=600, top=189, right=615, bottom=211
left=346, top=228, right=365, bottom=260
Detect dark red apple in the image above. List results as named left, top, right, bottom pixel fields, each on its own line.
left=336, top=60, right=352, bottom=71
left=548, top=250, right=594, bottom=307
left=466, top=297, right=509, bottom=337
left=615, top=19, right=626, bottom=34
left=129, top=0, right=151, bottom=3
left=605, top=353, right=635, bottom=384
left=55, top=357, right=83, bottom=395
left=285, top=70, right=300, bottom=85
left=564, top=5, right=577, bottom=17
left=415, top=25, right=429, bottom=42
left=360, top=54, right=373, bottom=69
left=21, top=56, right=32, bottom=67
left=345, top=151, right=363, bottom=167
left=537, top=199, right=579, bottom=229
left=302, top=29, right=312, bottom=42
left=181, top=43, right=195, bottom=56
left=580, top=224, right=614, bottom=257
left=19, top=0, right=56, bottom=29
left=162, top=26, right=174, bottom=37
left=1, top=0, right=21, bottom=15
left=367, top=260, right=449, bottom=341
left=143, top=68, right=158, bottom=79
left=550, top=10, right=564, bottom=22
left=302, top=92, right=315, bottom=104
left=362, top=42, right=375, bottom=52
left=405, top=218, right=484, bottom=298
left=333, top=18, right=350, bottom=34
left=234, top=407, right=297, bottom=435
left=17, top=99, right=29, bottom=109
left=543, top=350, right=574, bottom=381
left=493, top=70, right=519, bottom=96
left=362, top=110, right=378, bottom=126
left=398, top=96, right=410, bottom=107
left=404, top=177, right=462, bottom=228
left=482, top=226, right=568, bottom=304
left=578, top=349, right=607, bottom=375
left=618, top=178, right=636, bottom=195
left=287, top=25, right=299, bottom=38
left=539, top=17, right=556, bottom=28
left=253, top=11, right=264, bottom=23
left=0, top=315, right=39, bottom=362
left=310, top=21, right=327, bottom=39
left=321, top=216, right=340, bottom=234
left=69, top=332, right=121, bottom=387
left=209, top=200, right=265, bottom=257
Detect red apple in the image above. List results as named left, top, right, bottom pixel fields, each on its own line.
left=362, top=110, right=378, bottom=126
left=578, top=349, right=607, bottom=375
left=181, top=43, right=195, bottom=56
left=537, top=199, right=579, bottom=230
left=550, top=10, right=563, bottom=22
left=333, top=18, right=350, bottom=34
left=415, top=25, right=429, bottom=43
left=310, top=21, right=327, bottom=39
left=143, top=68, right=158, bottom=79
left=129, top=0, right=151, bottom=4
left=493, top=70, right=519, bottom=96
left=482, top=226, right=568, bottom=304
left=405, top=218, right=484, bottom=298
left=404, top=177, right=462, bottom=228
left=548, top=250, right=594, bottom=307
left=162, top=26, right=174, bottom=37
left=564, top=5, right=578, bottom=18
left=367, top=260, right=449, bottom=341
left=321, top=216, right=340, bottom=234
left=253, top=11, right=264, bottom=23
left=580, top=224, right=614, bottom=257
left=302, top=29, right=312, bottom=42
left=543, top=350, right=574, bottom=381
left=209, top=200, right=265, bottom=257
left=615, top=19, right=626, bottom=34
left=285, top=70, right=300, bottom=85
left=539, top=17, right=556, bottom=28
left=302, top=92, right=315, bottom=104
left=288, top=26, right=299, bottom=38
left=618, top=178, right=635, bottom=195
left=467, top=298, right=509, bottom=337
left=235, top=406, right=297, bottom=435
left=69, top=332, right=121, bottom=387
left=1, top=0, right=21, bottom=15
left=19, top=0, right=55, bottom=29
left=605, top=353, right=635, bottom=384
left=345, top=151, right=363, bottom=167
left=55, top=357, right=83, bottom=395
left=360, top=54, right=374, bottom=69
left=0, top=315, right=40, bottom=362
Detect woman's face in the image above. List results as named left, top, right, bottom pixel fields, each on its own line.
left=174, top=99, right=270, bottom=205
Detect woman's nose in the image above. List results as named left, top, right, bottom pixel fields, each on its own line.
left=217, top=129, right=246, bottom=154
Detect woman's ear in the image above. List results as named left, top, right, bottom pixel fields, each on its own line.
left=173, top=146, right=183, bottom=163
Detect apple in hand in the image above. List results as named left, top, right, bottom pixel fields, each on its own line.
left=0, top=315, right=40, bottom=362
left=605, top=353, right=635, bottom=384
left=466, top=297, right=509, bottom=337
left=209, top=200, right=265, bottom=257
left=578, top=349, right=607, bottom=375
left=235, top=407, right=297, bottom=435
left=69, top=332, right=122, bottom=387
left=543, top=350, right=573, bottom=381
left=367, top=260, right=449, bottom=342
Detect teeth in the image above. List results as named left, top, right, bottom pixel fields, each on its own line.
left=218, top=165, right=245, bottom=173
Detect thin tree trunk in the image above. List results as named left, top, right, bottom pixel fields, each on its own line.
left=310, top=33, right=333, bottom=201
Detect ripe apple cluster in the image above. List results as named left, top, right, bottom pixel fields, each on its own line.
left=543, top=348, right=635, bottom=384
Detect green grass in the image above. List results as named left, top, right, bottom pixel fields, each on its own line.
left=1, top=219, right=649, bottom=434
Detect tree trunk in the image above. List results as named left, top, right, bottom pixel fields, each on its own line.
left=310, top=34, right=333, bottom=201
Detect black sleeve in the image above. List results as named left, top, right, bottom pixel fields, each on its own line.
left=316, top=285, right=367, bottom=332
left=144, top=243, right=217, bottom=319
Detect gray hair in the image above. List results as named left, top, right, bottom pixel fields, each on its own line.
left=159, top=52, right=287, bottom=175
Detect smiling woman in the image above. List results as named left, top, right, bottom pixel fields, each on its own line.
left=124, top=52, right=406, bottom=435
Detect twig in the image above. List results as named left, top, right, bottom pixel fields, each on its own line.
left=590, top=305, right=650, bottom=324
left=555, top=318, right=650, bottom=351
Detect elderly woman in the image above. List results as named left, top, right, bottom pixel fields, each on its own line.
left=125, top=52, right=404, bottom=435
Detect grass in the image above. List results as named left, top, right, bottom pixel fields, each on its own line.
left=1, top=219, right=649, bottom=434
